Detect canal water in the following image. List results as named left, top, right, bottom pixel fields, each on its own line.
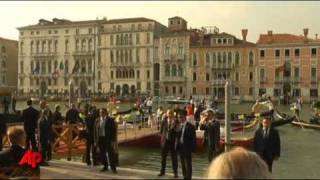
left=16, top=101, right=320, bottom=178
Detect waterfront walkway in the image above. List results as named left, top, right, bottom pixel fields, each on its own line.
left=41, top=159, right=204, bottom=179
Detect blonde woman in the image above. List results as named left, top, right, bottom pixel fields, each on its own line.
left=207, top=147, right=272, bottom=179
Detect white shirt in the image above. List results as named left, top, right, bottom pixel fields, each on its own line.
left=99, top=117, right=106, bottom=137
left=180, top=121, right=187, bottom=144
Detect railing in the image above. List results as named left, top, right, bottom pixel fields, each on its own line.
left=212, top=63, right=234, bottom=70
left=2, top=116, right=159, bottom=162
left=72, top=51, right=94, bottom=56
left=162, top=76, right=186, bottom=82
left=31, top=52, right=58, bottom=57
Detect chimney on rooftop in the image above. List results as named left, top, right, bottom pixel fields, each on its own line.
left=242, top=29, right=248, bottom=42
left=303, top=28, right=309, bottom=39
left=267, top=30, right=273, bottom=36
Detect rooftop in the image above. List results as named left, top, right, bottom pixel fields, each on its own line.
left=257, top=33, right=317, bottom=44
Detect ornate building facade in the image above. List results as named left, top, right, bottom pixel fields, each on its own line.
left=189, top=29, right=257, bottom=100
left=99, top=18, right=167, bottom=96
left=17, top=18, right=106, bottom=97
left=257, top=29, right=320, bottom=102
left=0, top=37, right=18, bottom=88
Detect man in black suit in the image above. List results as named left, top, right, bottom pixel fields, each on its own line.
left=85, top=106, right=97, bottom=166
left=177, top=110, right=196, bottom=180
left=38, top=109, right=52, bottom=166
left=94, top=108, right=117, bottom=173
left=253, top=118, right=280, bottom=172
left=65, top=103, right=80, bottom=125
left=0, top=126, right=26, bottom=167
left=21, top=99, right=39, bottom=151
left=158, top=109, right=179, bottom=178
left=200, top=108, right=220, bottom=163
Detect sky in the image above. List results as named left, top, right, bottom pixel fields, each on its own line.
left=1, top=1, right=320, bottom=42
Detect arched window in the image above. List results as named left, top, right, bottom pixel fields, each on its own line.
left=206, top=53, right=210, bottom=66
left=54, top=40, right=58, bottom=52
left=81, top=60, right=86, bottom=73
left=172, top=64, right=177, bottom=76
left=192, top=53, right=197, bottom=66
left=125, top=51, right=128, bottom=63
left=88, top=59, right=92, bottom=73
left=249, top=51, right=254, bottom=65
left=212, top=52, right=216, bottom=67
left=235, top=51, right=240, bottom=65
left=165, top=64, right=170, bottom=76
left=122, top=70, right=126, bottom=78
left=48, top=40, right=52, bottom=53
left=218, top=52, right=221, bottom=63
left=54, top=61, right=58, bottom=71
left=223, top=52, right=227, bottom=64
left=228, top=52, right=232, bottom=65
left=30, top=41, right=34, bottom=54
left=48, top=61, right=52, bottom=73
left=120, top=50, right=124, bottom=63
left=20, top=42, right=24, bottom=54
left=116, top=35, right=119, bottom=45
left=165, top=43, right=170, bottom=55
left=36, top=41, right=40, bottom=53
left=41, top=41, right=46, bottom=53
left=120, top=34, right=124, bottom=45
left=81, top=39, right=86, bottom=51
left=116, top=50, right=119, bottom=63
left=110, top=51, right=114, bottom=63
left=75, top=39, right=79, bottom=51
left=178, top=43, right=183, bottom=55
left=125, top=34, right=128, bottom=45
left=129, top=34, right=132, bottom=45
left=88, top=39, right=93, bottom=51
left=178, top=65, right=183, bottom=76
left=65, top=60, right=68, bottom=74
left=65, top=40, right=69, bottom=52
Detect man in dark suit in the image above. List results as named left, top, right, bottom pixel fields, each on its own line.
left=200, top=108, right=220, bottom=163
left=38, top=109, right=52, bottom=166
left=21, top=99, right=39, bottom=151
left=253, top=118, right=280, bottom=172
left=65, top=103, right=80, bottom=124
left=0, top=126, right=26, bottom=167
left=94, top=108, right=117, bottom=173
left=177, top=110, right=196, bottom=180
left=85, top=106, right=97, bottom=166
left=158, top=109, right=179, bottom=178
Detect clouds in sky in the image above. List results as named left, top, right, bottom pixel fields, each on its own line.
left=1, top=1, right=320, bottom=42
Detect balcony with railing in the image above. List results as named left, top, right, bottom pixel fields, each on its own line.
left=260, top=77, right=267, bottom=84
left=292, top=77, right=301, bottom=83
left=31, top=52, right=58, bottom=57
left=275, top=77, right=283, bottom=84
left=212, top=63, right=234, bottom=70
left=212, top=79, right=228, bottom=85
left=162, top=76, right=186, bottom=82
left=311, top=77, right=318, bottom=84
left=110, top=61, right=138, bottom=67
left=73, top=50, right=94, bottom=56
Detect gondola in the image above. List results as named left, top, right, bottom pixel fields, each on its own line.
left=291, top=120, right=320, bottom=130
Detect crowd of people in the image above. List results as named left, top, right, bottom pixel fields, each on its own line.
left=0, top=96, right=283, bottom=179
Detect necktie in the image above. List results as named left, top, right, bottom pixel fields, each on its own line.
left=263, top=129, right=267, bottom=138
left=180, top=123, right=186, bottom=144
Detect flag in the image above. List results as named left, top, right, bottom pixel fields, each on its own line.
left=59, top=61, right=64, bottom=70
left=32, top=63, right=40, bottom=74
left=72, top=61, right=80, bottom=74
left=276, top=63, right=285, bottom=72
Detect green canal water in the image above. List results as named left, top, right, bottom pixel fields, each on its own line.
left=16, top=101, right=320, bottom=179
